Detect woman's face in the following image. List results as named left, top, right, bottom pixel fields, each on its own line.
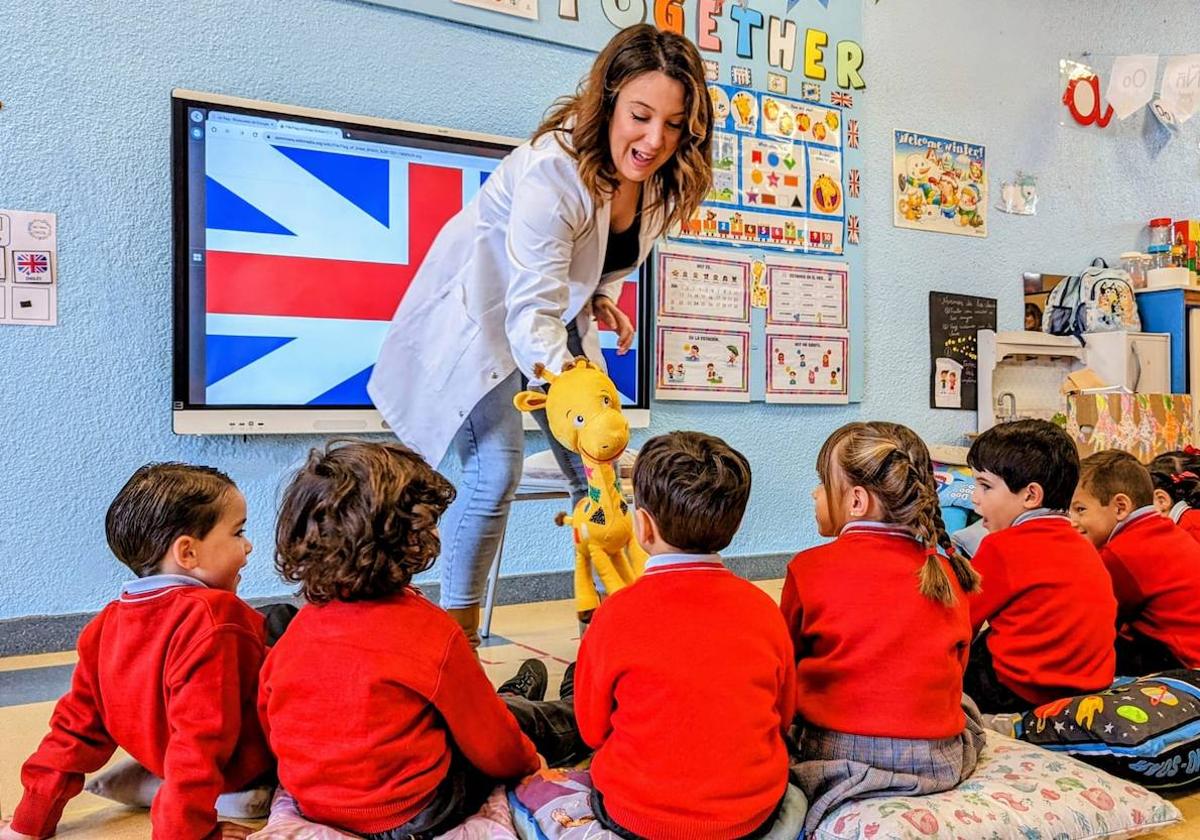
left=608, top=70, right=686, bottom=188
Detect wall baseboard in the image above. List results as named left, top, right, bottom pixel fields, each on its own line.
left=0, top=554, right=790, bottom=657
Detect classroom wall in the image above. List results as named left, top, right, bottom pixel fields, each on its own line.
left=1, top=0, right=1197, bottom=619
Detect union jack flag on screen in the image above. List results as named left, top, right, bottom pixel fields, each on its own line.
left=201, top=124, right=642, bottom=408
left=202, top=129, right=492, bottom=407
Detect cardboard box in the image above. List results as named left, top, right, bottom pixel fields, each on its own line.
left=1060, top=368, right=1111, bottom=395
left=1066, top=392, right=1194, bottom=459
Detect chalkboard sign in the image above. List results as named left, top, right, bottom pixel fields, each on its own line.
left=929, top=292, right=997, bottom=410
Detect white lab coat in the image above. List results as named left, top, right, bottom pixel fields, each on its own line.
left=368, top=131, right=663, bottom=467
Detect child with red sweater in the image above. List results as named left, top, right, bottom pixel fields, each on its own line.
left=259, top=441, right=580, bottom=839
left=1146, top=450, right=1200, bottom=544
left=1071, top=449, right=1200, bottom=673
left=783, top=421, right=985, bottom=834
left=2, top=464, right=272, bottom=840
left=575, top=431, right=797, bottom=840
left=964, top=419, right=1117, bottom=713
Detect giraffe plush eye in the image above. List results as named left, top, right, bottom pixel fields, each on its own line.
left=573, top=414, right=585, bottom=427
left=602, top=395, right=611, bottom=406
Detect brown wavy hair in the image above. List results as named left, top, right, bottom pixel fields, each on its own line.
left=817, top=422, right=981, bottom=606
left=275, top=440, right=455, bottom=604
left=532, top=23, right=713, bottom=236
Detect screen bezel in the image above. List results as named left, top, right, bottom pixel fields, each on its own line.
left=170, top=89, right=652, bottom=434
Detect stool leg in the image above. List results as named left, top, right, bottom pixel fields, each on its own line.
left=482, top=530, right=506, bottom=639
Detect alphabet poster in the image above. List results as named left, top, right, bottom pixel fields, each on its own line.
left=893, top=130, right=987, bottom=238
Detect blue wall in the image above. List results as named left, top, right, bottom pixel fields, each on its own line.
left=1, top=0, right=1197, bottom=619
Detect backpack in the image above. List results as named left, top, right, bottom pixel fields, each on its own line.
left=1042, top=258, right=1140, bottom=339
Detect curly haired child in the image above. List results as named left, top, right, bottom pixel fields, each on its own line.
left=259, top=441, right=579, bottom=839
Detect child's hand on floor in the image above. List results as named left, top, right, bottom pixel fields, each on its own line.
left=216, top=820, right=254, bottom=839
left=0, top=822, right=39, bottom=840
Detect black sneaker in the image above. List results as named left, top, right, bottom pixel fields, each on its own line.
left=498, top=658, right=548, bottom=701
left=559, top=662, right=576, bottom=702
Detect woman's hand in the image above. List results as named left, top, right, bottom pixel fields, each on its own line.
left=592, top=296, right=634, bottom=354
left=216, top=821, right=254, bottom=839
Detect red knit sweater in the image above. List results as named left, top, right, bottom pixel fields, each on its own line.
left=968, top=515, right=1117, bottom=705
left=1103, top=509, right=1200, bottom=667
left=11, top=579, right=272, bottom=840
left=257, top=589, right=538, bottom=835
left=575, top=557, right=795, bottom=840
left=781, top=524, right=972, bottom=739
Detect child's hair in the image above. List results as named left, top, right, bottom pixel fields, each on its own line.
left=966, top=418, right=1079, bottom=511
left=105, top=463, right=237, bottom=577
left=633, top=430, right=751, bottom=553
left=1079, top=450, right=1154, bottom=507
left=1146, top=450, right=1200, bottom=507
left=275, top=440, right=456, bottom=604
left=818, top=421, right=981, bottom=606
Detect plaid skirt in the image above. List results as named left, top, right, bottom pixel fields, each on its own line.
left=790, top=695, right=987, bottom=835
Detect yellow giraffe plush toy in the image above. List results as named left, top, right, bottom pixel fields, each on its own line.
left=514, top=357, right=647, bottom=620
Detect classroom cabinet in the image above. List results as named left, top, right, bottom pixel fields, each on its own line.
left=977, top=329, right=1171, bottom=433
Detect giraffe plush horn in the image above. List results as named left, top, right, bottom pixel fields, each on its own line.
left=533, top=362, right=557, bottom=384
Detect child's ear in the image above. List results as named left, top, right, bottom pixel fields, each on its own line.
left=170, top=534, right=200, bottom=571
left=633, top=507, right=656, bottom=549
left=1153, top=488, right=1173, bottom=513
left=1022, top=482, right=1046, bottom=510
left=847, top=485, right=872, bottom=517
left=1112, top=492, right=1136, bottom=520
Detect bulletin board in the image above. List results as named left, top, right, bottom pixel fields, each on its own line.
left=392, top=0, right=867, bottom=404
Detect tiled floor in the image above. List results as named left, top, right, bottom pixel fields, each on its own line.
left=1, top=582, right=1196, bottom=838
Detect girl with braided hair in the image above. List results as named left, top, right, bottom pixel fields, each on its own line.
left=1147, top=449, right=1200, bottom=543
left=781, top=421, right=985, bottom=835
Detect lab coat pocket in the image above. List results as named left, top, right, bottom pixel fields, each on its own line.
left=404, top=285, right=480, bottom=385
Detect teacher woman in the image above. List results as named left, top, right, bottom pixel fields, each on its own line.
left=368, top=24, right=713, bottom=645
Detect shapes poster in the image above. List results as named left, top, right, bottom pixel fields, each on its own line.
left=764, top=329, right=848, bottom=404
left=0, top=209, right=58, bottom=326
left=655, top=323, right=750, bottom=402
left=675, top=85, right=846, bottom=256
left=928, top=292, right=997, bottom=410
left=893, top=130, right=987, bottom=238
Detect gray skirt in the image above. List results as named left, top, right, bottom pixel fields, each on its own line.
left=790, top=695, right=987, bottom=835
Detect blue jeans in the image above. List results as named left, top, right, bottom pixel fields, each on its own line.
left=437, top=327, right=588, bottom=609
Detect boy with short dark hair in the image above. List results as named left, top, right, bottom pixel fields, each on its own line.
left=2, top=464, right=272, bottom=840
left=963, top=419, right=1117, bottom=712
left=575, top=431, right=796, bottom=840
left=1071, top=449, right=1200, bottom=673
